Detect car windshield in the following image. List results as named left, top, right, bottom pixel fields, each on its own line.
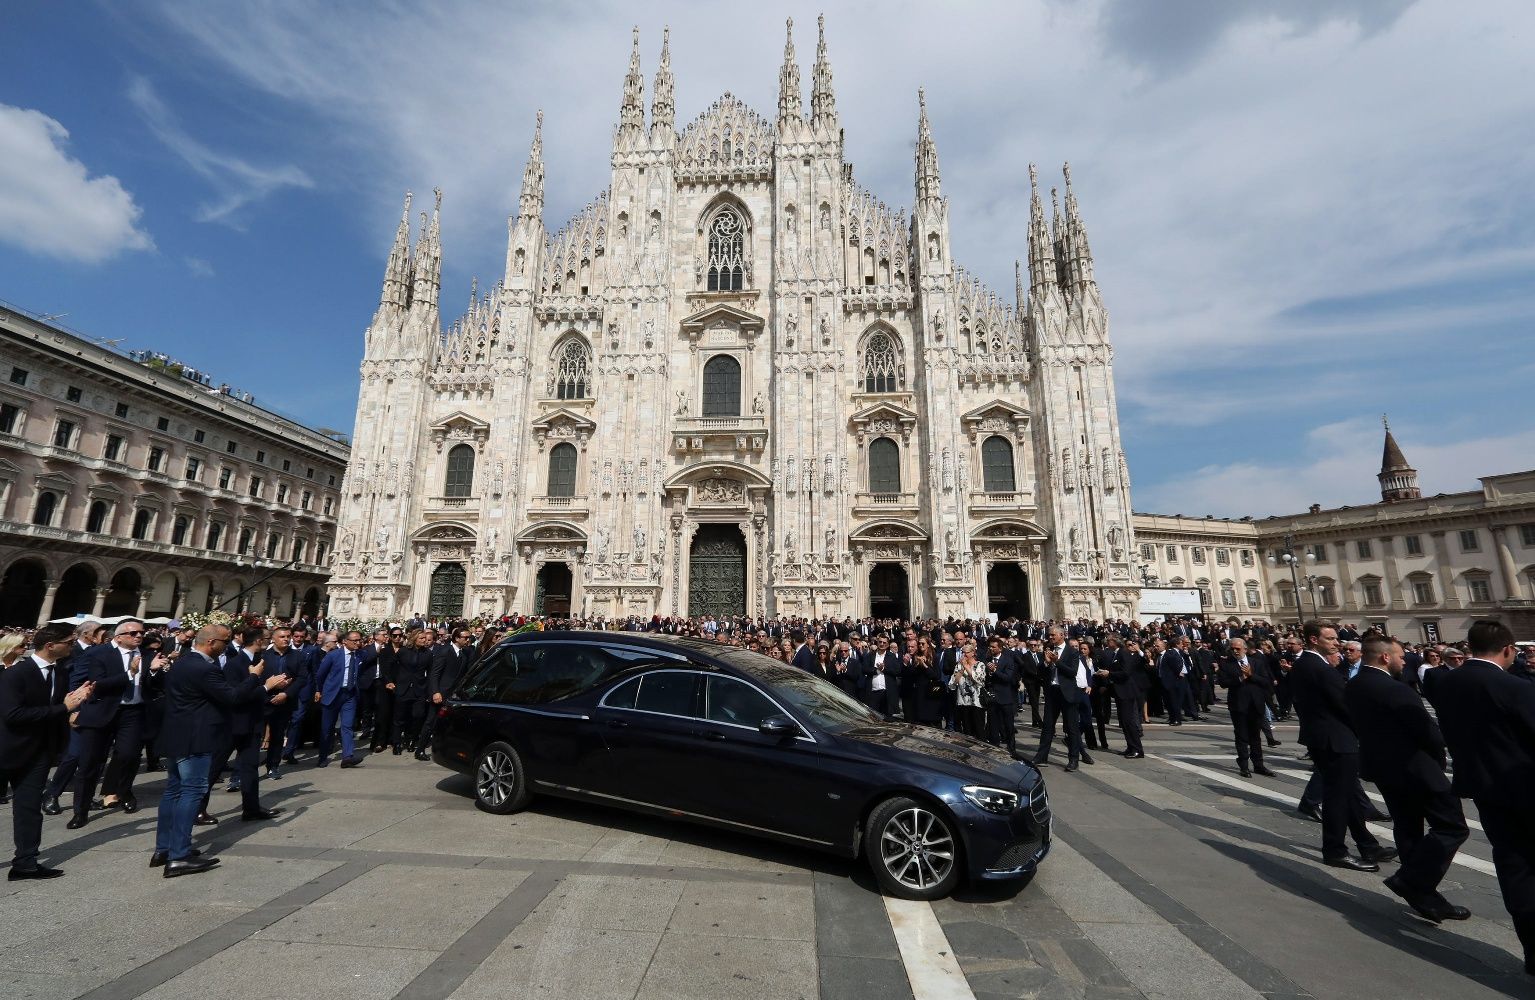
left=712, top=648, right=883, bottom=733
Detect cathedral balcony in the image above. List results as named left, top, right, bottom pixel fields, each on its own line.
left=426, top=495, right=479, bottom=516
left=853, top=491, right=919, bottom=517
left=842, top=285, right=914, bottom=314
left=528, top=494, right=589, bottom=519
left=671, top=415, right=767, bottom=454
left=969, top=489, right=1036, bottom=515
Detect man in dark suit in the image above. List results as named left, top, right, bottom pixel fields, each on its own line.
left=68, top=619, right=164, bottom=829
left=1, top=625, right=93, bottom=880
left=789, top=630, right=818, bottom=675
left=261, top=627, right=304, bottom=778
left=154, top=624, right=286, bottom=876
left=280, top=627, right=319, bottom=764
left=1018, top=639, right=1044, bottom=727
left=1348, top=635, right=1469, bottom=923
left=370, top=628, right=402, bottom=753
left=1098, top=638, right=1147, bottom=759
left=866, top=640, right=902, bottom=717
left=935, top=634, right=960, bottom=731
left=1157, top=636, right=1198, bottom=726
left=418, top=628, right=479, bottom=758
left=1219, top=639, right=1276, bottom=778
left=207, top=627, right=284, bottom=822
left=1428, top=620, right=1535, bottom=973
left=313, top=631, right=366, bottom=769
left=1289, top=620, right=1393, bottom=871
left=1033, top=628, right=1088, bottom=771
left=40, top=621, right=104, bottom=816
left=985, top=637, right=1020, bottom=757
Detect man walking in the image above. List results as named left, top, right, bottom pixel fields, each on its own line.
left=314, top=631, right=366, bottom=769
left=418, top=628, right=478, bottom=759
left=1097, top=639, right=1146, bottom=759
left=209, top=627, right=284, bottom=822
left=1220, top=638, right=1277, bottom=778
left=68, top=619, right=162, bottom=829
left=1427, top=620, right=1535, bottom=974
left=1289, top=621, right=1394, bottom=871
left=1033, top=628, right=1088, bottom=771
left=0, top=625, right=92, bottom=880
left=1347, top=635, right=1469, bottom=923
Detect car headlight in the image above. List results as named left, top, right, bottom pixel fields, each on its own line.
left=962, top=785, right=1020, bottom=814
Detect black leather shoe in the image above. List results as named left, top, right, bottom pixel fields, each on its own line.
left=1187, top=716, right=1202, bottom=722
left=413, top=752, right=429, bottom=761
left=241, top=807, right=283, bottom=822
left=8, top=864, right=65, bottom=880
left=1079, top=751, right=1095, bottom=765
left=89, top=799, right=109, bottom=811
left=1362, top=846, right=1399, bottom=864
left=42, top=796, right=62, bottom=816
left=1266, top=739, right=1282, bottom=747
left=1063, top=763, right=1079, bottom=772
left=1323, top=855, right=1380, bottom=872
left=1239, top=768, right=1252, bottom=778
left=1296, top=804, right=1323, bottom=823
left=121, top=798, right=139, bottom=814
left=264, top=769, right=282, bottom=780
left=1384, top=874, right=1470, bottom=922
left=1254, top=767, right=1277, bottom=777
left=162, top=857, right=220, bottom=879
left=392, top=746, right=403, bottom=756
left=65, top=816, right=88, bottom=830
left=339, top=758, right=360, bottom=769
left=150, top=848, right=200, bottom=868
left=193, top=812, right=219, bottom=826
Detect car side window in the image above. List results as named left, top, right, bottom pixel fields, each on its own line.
left=630, top=671, right=701, bottom=717
left=604, top=676, right=640, bottom=710
left=458, top=642, right=633, bottom=705
left=457, top=647, right=518, bottom=702
left=704, top=675, right=779, bottom=730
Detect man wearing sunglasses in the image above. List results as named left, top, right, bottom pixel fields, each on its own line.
left=67, top=619, right=165, bottom=829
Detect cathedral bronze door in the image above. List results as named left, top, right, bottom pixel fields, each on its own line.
left=869, top=563, right=910, bottom=621
left=688, top=524, right=746, bottom=617
left=428, top=563, right=466, bottom=619
left=535, top=562, right=572, bottom=616
left=986, top=563, right=1030, bottom=620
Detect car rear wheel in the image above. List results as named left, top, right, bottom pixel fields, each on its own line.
left=864, top=796, right=962, bottom=900
left=474, top=741, right=531, bottom=814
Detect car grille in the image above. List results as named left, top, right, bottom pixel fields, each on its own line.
left=1028, top=782, right=1050, bottom=825
left=990, top=836, right=1044, bottom=870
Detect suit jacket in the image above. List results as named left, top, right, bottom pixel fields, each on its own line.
left=1156, top=649, right=1191, bottom=688
left=374, top=644, right=402, bottom=690
left=1426, top=658, right=1535, bottom=808
left=1345, top=665, right=1448, bottom=790
left=73, top=641, right=139, bottom=729
left=1289, top=650, right=1358, bottom=754
left=429, top=644, right=478, bottom=699
left=314, top=647, right=363, bottom=707
left=986, top=649, right=1019, bottom=706
left=790, top=644, right=819, bottom=676
left=356, top=643, right=381, bottom=691
left=1099, top=649, right=1143, bottom=700
left=1218, top=655, right=1274, bottom=715
left=0, top=656, right=71, bottom=769
left=394, top=647, right=432, bottom=701
left=262, top=646, right=309, bottom=712
left=157, top=652, right=263, bottom=760
left=222, top=648, right=265, bottom=736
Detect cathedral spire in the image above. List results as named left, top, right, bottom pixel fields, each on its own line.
left=381, top=190, right=412, bottom=311
left=617, top=26, right=645, bottom=141
left=1378, top=415, right=1422, bottom=502
left=915, top=89, right=942, bottom=207
left=1027, top=164, right=1058, bottom=298
left=778, top=18, right=803, bottom=129
left=518, top=111, right=544, bottom=221
left=1062, top=162, right=1096, bottom=290
left=810, top=13, right=838, bottom=132
left=651, top=27, right=674, bottom=137
left=412, top=188, right=442, bottom=312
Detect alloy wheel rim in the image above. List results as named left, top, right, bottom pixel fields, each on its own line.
left=476, top=750, right=515, bottom=806
left=880, top=806, right=955, bottom=890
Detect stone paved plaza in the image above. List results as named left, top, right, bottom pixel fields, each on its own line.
left=4, top=711, right=1530, bottom=1000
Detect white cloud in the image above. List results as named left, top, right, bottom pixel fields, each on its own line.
left=1133, top=418, right=1535, bottom=518
left=184, top=255, right=215, bottom=277
left=0, top=103, right=152, bottom=263
left=126, top=75, right=313, bottom=225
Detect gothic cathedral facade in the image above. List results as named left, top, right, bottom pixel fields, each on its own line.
left=327, top=20, right=1139, bottom=623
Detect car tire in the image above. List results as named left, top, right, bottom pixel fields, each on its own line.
left=473, top=741, right=531, bottom=814
left=864, top=795, right=963, bottom=900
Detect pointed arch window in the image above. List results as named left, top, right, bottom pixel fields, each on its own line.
left=701, top=355, right=742, bottom=417
left=862, top=332, right=900, bottom=393
left=981, top=436, right=1016, bottom=493
left=868, top=437, right=901, bottom=494
left=551, top=338, right=591, bottom=399
left=547, top=442, right=577, bottom=497
left=444, top=444, right=475, bottom=498
left=707, top=208, right=745, bottom=291
left=85, top=500, right=109, bottom=533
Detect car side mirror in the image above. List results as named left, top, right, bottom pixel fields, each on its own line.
left=758, top=715, right=799, bottom=738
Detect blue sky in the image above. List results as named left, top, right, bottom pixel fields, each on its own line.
left=3, top=0, right=1533, bottom=516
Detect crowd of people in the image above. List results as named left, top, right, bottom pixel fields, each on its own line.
left=1, top=608, right=1532, bottom=977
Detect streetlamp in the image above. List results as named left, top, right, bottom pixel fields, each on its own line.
left=216, top=557, right=300, bottom=613
left=1266, top=533, right=1315, bottom=626
left=1137, top=564, right=1158, bottom=587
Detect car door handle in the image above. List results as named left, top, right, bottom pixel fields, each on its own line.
left=606, top=719, right=629, bottom=729
left=698, top=730, right=727, bottom=742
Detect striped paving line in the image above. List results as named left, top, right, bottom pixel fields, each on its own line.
left=1150, top=754, right=1497, bottom=876
left=883, top=897, right=976, bottom=1000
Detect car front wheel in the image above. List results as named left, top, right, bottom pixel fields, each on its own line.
left=864, top=796, right=962, bottom=900
left=474, top=741, right=531, bottom=814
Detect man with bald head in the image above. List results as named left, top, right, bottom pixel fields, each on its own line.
left=153, top=625, right=288, bottom=877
